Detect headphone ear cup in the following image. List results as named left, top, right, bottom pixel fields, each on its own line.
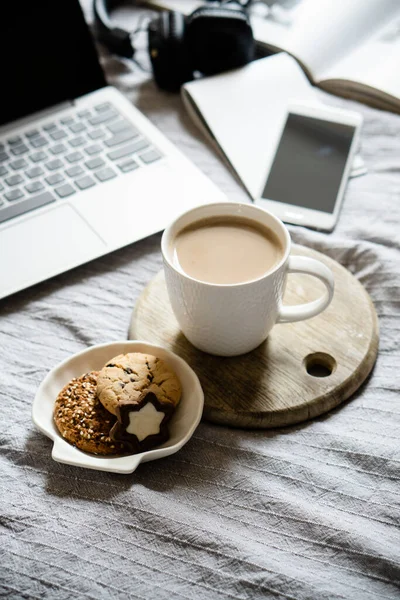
left=186, top=6, right=254, bottom=75
left=148, top=11, right=193, bottom=92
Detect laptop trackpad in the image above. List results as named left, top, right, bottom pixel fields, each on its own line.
left=0, top=204, right=106, bottom=297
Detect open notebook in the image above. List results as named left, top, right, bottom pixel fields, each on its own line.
left=181, top=53, right=365, bottom=201
left=146, top=0, right=400, bottom=113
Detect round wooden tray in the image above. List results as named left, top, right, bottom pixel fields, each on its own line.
left=129, top=244, right=379, bottom=428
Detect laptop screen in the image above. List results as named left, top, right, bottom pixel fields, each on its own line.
left=1, top=0, right=107, bottom=126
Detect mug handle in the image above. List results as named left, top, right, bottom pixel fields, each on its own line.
left=278, top=256, right=334, bottom=323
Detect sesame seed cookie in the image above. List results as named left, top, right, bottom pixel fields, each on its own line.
left=53, top=371, right=128, bottom=456
left=96, top=353, right=181, bottom=450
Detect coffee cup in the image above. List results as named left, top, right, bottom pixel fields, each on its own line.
left=161, top=202, right=334, bottom=356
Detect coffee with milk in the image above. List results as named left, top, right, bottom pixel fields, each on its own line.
left=172, top=215, right=284, bottom=284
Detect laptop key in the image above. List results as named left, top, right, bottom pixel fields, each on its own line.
left=25, top=129, right=40, bottom=138
left=65, top=165, right=84, bottom=178
left=25, top=181, right=45, bottom=194
left=0, top=191, right=55, bottom=224
left=88, top=129, right=106, bottom=140
left=88, top=111, right=119, bottom=126
left=4, top=188, right=24, bottom=202
left=94, top=102, right=112, bottom=112
left=65, top=151, right=83, bottom=163
left=105, top=129, right=138, bottom=148
left=5, top=174, right=24, bottom=187
left=0, top=184, right=4, bottom=192
left=30, top=136, right=48, bottom=148
left=43, top=122, right=57, bottom=131
left=11, top=144, right=29, bottom=156
left=55, top=183, right=76, bottom=198
left=49, top=144, right=67, bottom=155
left=69, top=123, right=86, bottom=134
left=95, top=167, right=117, bottom=182
left=69, top=136, right=85, bottom=147
left=107, top=120, right=136, bottom=135
left=75, top=175, right=96, bottom=190
left=107, top=139, right=150, bottom=161
left=139, top=149, right=163, bottom=164
left=118, top=159, right=139, bottom=173
left=61, top=116, right=74, bottom=125
left=77, top=109, right=91, bottom=118
left=29, top=151, right=47, bottom=163
left=9, top=158, right=28, bottom=171
left=7, top=136, right=23, bottom=145
left=50, top=129, right=68, bottom=141
left=26, top=166, right=44, bottom=178
left=0, top=152, right=10, bottom=163
left=45, top=173, right=65, bottom=186
left=45, top=159, right=64, bottom=171
left=84, top=144, right=102, bottom=156
left=85, top=157, right=105, bottom=170
left=0, top=165, right=8, bottom=176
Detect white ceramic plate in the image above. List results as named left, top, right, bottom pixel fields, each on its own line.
left=32, top=341, right=204, bottom=474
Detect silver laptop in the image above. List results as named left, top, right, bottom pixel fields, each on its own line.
left=0, top=0, right=225, bottom=301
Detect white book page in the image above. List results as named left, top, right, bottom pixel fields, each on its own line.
left=318, top=18, right=400, bottom=101
left=276, top=0, right=400, bottom=78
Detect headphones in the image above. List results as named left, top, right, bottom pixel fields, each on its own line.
left=93, top=0, right=255, bottom=92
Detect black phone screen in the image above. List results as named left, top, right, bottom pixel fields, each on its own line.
left=261, top=113, right=356, bottom=214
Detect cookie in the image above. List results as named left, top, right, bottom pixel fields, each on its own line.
left=54, top=371, right=128, bottom=456
left=109, top=390, right=174, bottom=452
left=97, top=353, right=181, bottom=449
left=97, top=353, right=181, bottom=415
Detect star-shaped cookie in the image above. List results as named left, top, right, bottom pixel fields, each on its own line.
left=126, top=402, right=165, bottom=442
left=110, top=390, right=175, bottom=452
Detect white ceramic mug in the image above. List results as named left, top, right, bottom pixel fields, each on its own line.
left=161, top=202, right=334, bottom=356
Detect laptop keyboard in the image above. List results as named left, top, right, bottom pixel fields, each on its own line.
left=0, top=102, right=163, bottom=225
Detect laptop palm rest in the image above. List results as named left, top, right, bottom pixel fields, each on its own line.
left=0, top=204, right=106, bottom=298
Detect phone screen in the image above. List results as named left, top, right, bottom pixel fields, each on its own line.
left=261, top=113, right=356, bottom=214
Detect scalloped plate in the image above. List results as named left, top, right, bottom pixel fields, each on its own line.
left=32, top=341, right=204, bottom=474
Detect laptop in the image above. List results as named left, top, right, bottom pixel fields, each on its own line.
left=0, top=0, right=225, bottom=301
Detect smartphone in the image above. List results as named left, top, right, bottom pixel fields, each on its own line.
left=258, top=103, right=363, bottom=232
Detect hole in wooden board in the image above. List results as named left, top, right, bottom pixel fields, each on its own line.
left=304, top=352, right=336, bottom=378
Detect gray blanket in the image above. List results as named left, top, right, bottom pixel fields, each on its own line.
left=1, top=3, right=399, bottom=598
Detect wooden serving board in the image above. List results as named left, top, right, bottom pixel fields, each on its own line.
left=129, top=245, right=379, bottom=428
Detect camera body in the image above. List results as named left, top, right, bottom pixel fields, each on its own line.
left=94, top=0, right=254, bottom=91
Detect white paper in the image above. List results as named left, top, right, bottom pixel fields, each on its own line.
left=275, top=0, right=399, bottom=79
left=320, top=18, right=400, bottom=100
left=182, top=54, right=318, bottom=199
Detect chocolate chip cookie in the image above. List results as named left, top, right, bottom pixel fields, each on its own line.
left=54, top=371, right=128, bottom=456
left=97, top=352, right=181, bottom=415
